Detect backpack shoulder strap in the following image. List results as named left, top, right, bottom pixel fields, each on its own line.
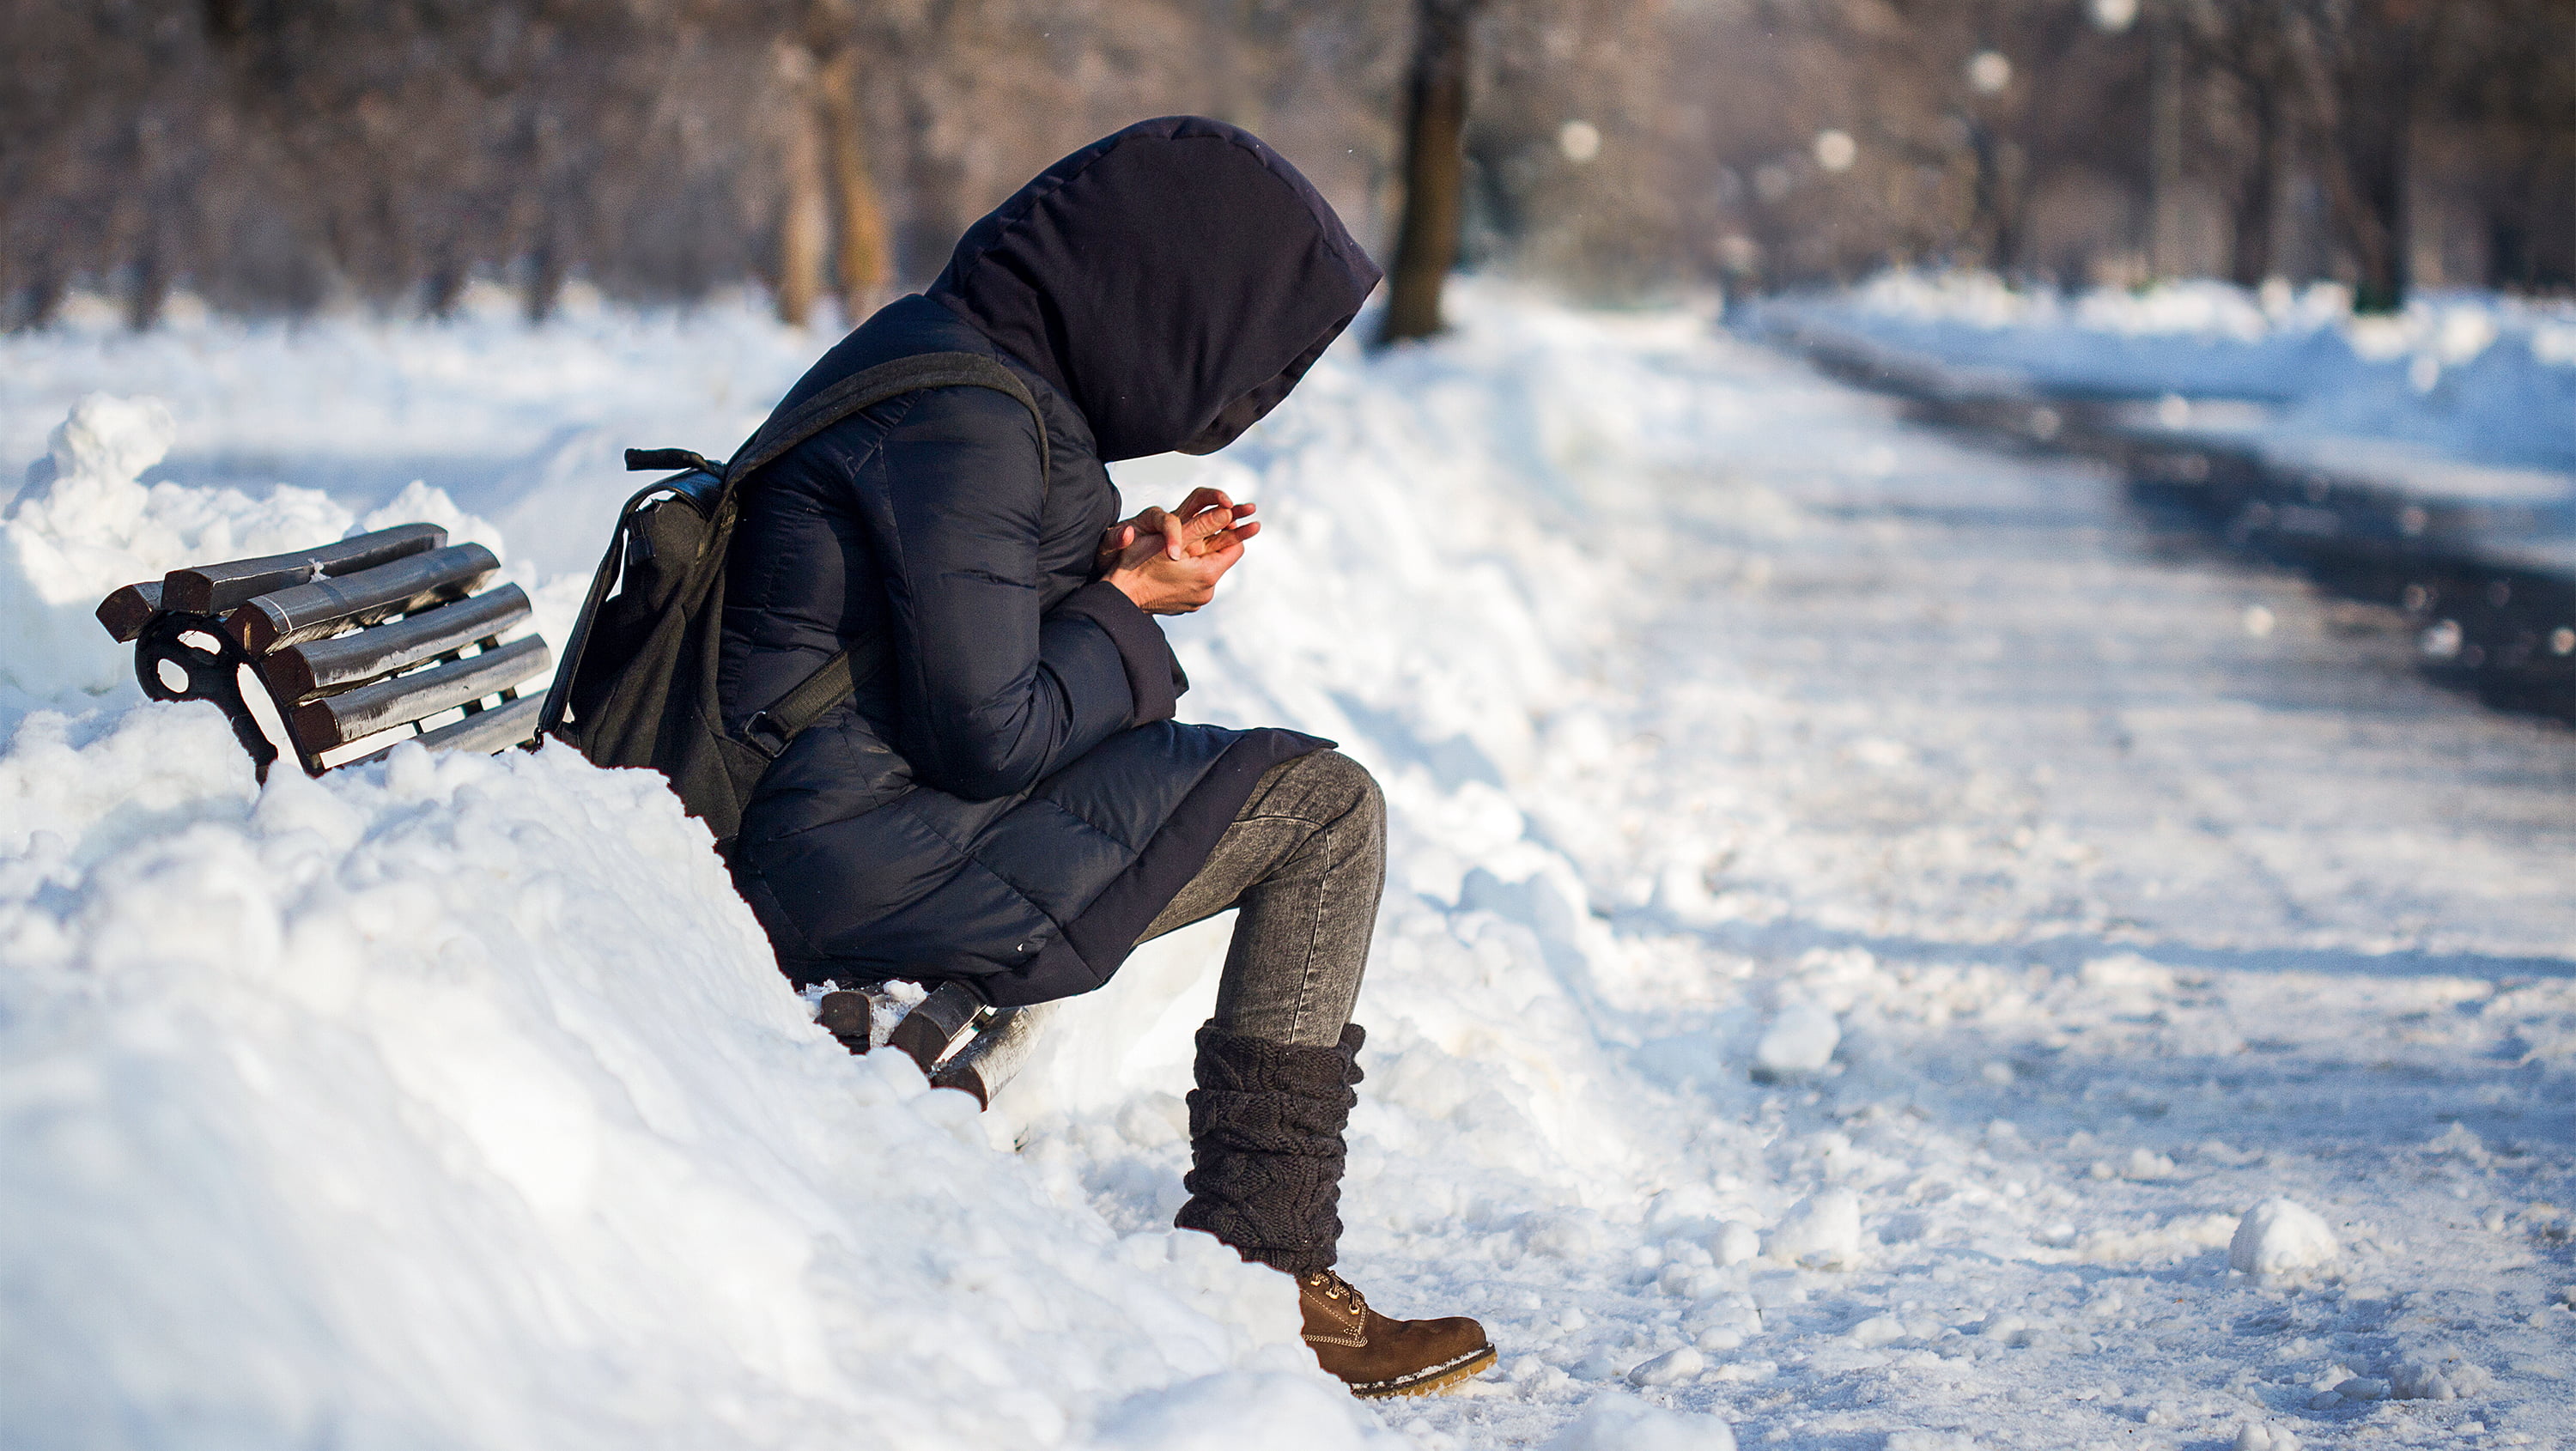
left=741, top=642, right=874, bottom=760
left=723, top=350, right=1054, bottom=760
left=722, top=349, right=1052, bottom=491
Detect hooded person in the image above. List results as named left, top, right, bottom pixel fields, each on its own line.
left=716, top=117, right=1495, bottom=1397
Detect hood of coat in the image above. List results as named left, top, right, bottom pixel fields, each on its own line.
left=927, top=116, right=1382, bottom=463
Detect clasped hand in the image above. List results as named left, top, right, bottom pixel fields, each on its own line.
left=1099, top=486, right=1258, bottom=615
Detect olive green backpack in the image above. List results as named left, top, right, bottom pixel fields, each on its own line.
left=538, top=352, right=1049, bottom=847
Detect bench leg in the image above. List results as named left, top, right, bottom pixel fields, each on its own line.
left=137, top=612, right=280, bottom=782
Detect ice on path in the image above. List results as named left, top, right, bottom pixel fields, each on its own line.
left=2228, top=1197, right=2338, bottom=1276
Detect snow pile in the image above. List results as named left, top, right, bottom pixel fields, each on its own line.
left=1758, top=270, right=2576, bottom=483
left=1765, top=1190, right=1863, bottom=1270
left=1753, top=1002, right=1840, bottom=1077
left=0, top=287, right=817, bottom=559
left=0, top=706, right=1389, bottom=1448
left=2391, top=1351, right=2495, bottom=1402
left=0, top=392, right=519, bottom=718
left=2228, top=1198, right=2339, bottom=1278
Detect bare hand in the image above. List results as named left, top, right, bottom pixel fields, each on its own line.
left=1101, top=488, right=1260, bottom=614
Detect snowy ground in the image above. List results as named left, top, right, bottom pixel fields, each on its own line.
left=8, top=282, right=2576, bottom=1450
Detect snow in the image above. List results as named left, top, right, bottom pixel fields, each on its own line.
left=2231, top=1199, right=2340, bottom=1278
left=1544, top=1394, right=1735, bottom=1450
left=1765, top=1191, right=1865, bottom=1270
left=1753, top=270, right=2576, bottom=500
left=1753, top=1003, right=1841, bottom=1077
left=10, top=279, right=2576, bottom=1448
left=1, top=393, right=531, bottom=712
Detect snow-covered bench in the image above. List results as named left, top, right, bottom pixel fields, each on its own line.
left=94, top=523, right=550, bottom=782
left=94, top=527, right=1036, bottom=1103
left=816, top=980, right=1036, bottom=1108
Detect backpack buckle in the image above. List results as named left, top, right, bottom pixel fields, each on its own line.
left=742, top=710, right=791, bottom=761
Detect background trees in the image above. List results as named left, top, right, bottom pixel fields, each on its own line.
left=1708, top=0, right=2576, bottom=309
left=2, top=0, right=2569, bottom=331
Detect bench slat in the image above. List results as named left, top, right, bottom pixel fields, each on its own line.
left=162, top=523, right=447, bottom=615
left=228, top=543, right=499, bottom=654
left=353, top=693, right=544, bottom=763
left=95, top=580, right=167, bottom=643
left=289, top=634, right=550, bottom=750
left=261, top=585, right=533, bottom=703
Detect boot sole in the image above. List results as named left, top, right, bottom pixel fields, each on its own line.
left=1350, top=1344, right=1498, bottom=1399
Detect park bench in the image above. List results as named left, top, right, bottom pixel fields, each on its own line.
left=815, top=980, right=1034, bottom=1108
left=95, top=520, right=1030, bottom=1107
left=94, top=521, right=548, bottom=781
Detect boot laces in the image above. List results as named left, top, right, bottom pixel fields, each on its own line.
left=1303, top=1270, right=1368, bottom=1316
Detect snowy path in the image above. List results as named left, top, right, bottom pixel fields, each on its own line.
left=1347, top=327, right=2576, bottom=1449
left=9, top=293, right=2576, bottom=1451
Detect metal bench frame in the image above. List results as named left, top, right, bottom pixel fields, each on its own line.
left=96, top=522, right=550, bottom=781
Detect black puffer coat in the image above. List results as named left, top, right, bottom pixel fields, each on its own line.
left=719, top=118, right=1382, bottom=1007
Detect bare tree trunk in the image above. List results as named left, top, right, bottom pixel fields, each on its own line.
left=2342, top=73, right=2413, bottom=311
left=1377, top=0, right=1481, bottom=346
left=815, top=46, right=891, bottom=319
left=2293, top=0, right=2430, bottom=312
left=775, top=46, right=829, bottom=328
left=1966, top=124, right=2025, bottom=274
left=2148, top=9, right=2186, bottom=277
left=2229, top=72, right=2285, bottom=286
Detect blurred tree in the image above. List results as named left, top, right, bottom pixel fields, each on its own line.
left=1379, top=0, right=1485, bottom=343
left=2287, top=0, right=2440, bottom=311
left=2192, top=0, right=2296, bottom=287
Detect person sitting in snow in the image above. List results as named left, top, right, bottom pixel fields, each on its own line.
left=715, top=116, right=1494, bottom=1399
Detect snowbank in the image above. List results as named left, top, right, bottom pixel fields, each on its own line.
left=0, top=285, right=1728, bottom=1448
left=0, top=393, right=539, bottom=720
left=2, top=711, right=1368, bottom=1449
left=1757, top=270, right=2576, bottom=482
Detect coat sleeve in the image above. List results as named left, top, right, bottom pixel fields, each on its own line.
left=871, top=386, right=1174, bottom=801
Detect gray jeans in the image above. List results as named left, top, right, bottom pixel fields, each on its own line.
left=1133, top=749, right=1385, bottom=1047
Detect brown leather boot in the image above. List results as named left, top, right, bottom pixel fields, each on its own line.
left=1295, top=1269, right=1495, bottom=1399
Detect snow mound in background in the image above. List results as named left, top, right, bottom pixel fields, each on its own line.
left=1765, top=271, right=2576, bottom=477
left=0, top=392, right=513, bottom=714
left=2228, top=1198, right=2338, bottom=1277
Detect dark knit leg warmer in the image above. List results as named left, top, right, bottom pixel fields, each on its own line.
left=1172, top=1021, right=1365, bottom=1275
